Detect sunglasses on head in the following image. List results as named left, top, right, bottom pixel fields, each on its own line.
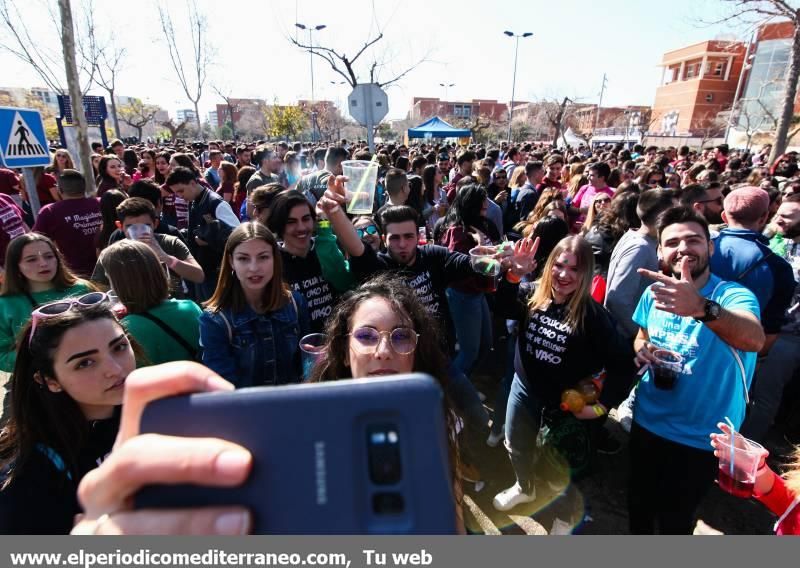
left=29, top=291, right=121, bottom=347
left=356, top=225, right=379, bottom=238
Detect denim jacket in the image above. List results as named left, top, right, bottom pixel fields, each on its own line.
left=199, top=291, right=310, bottom=388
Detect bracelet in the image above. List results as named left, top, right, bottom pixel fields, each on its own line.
left=505, top=271, right=521, bottom=284
left=592, top=404, right=606, bottom=417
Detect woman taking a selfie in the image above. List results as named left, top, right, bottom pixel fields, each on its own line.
left=100, top=240, right=202, bottom=365
left=0, top=233, right=94, bottom=372
left=70, top=275, right=521, bottom=534
left=200, top=221, right=309, bottom=387
left=492, top=236, right=634, bottom=512
left=0, top=297, right=135, bottom=533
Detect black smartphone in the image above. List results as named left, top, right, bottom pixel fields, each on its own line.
left=135, top=373, right=457, bottom=534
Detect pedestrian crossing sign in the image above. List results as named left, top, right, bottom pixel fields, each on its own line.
left=0, top=107, right=51, bottom=168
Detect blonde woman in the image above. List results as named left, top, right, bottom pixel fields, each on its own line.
left=492, top=236, right=634, bottom=511
left=46, top=149, right=75, bottom=177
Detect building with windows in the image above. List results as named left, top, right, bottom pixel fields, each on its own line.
left=409, top=97, right=513, bottom=123
left=649, top=40, right=746, bottom=138
left=732, top=21, right=800, bottom=148
left=176, top=108, right=197, bottom=123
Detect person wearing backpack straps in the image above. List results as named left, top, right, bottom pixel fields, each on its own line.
left=98, top=239, right=201, bottom=366
left=200, top=222, right=310, bottom=388
left=709, top=186, right=796, bottom=356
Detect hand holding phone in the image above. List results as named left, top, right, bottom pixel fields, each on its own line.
left=135, top=373, right=457, bottom=534
left=72, top=362, right=252, bottom=535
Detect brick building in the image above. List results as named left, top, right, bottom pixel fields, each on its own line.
left=650, top=40, right=747, bottom=136
left=215, top=98, right=267, bottom=129
left=409, top=97, right=515, bottom=123
left=572, top=104, right=652, bottom=134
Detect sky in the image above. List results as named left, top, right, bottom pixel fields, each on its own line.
left=0, top=0, right=760, bottom=122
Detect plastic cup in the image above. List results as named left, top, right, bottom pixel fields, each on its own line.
left=469, top=245, right=501, bottom=292
left=651, top=349, right=682, bottom=390
left=126, top=223, right=152, bottom=240
left=343, top=160, right=379, bottom=214
left=300, top=333, right=327, bottom=381
left=717, top=431, right=765, bottom=498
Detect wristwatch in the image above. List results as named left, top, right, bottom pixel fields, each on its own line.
left=695, top=299, right=721, bottom=323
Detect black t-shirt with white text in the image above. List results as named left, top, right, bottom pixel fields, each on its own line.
left=348, top=244, right=475, bottom=346
left=497, top=281, right=635, bottom=408
left=280, top=241, right=336, bottom=333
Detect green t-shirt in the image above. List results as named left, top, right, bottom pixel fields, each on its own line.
left=122, top=299, right=202, bottom=366
left=0, top=281, right=92, bottom=372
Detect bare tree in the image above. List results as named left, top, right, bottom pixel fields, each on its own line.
left=542, top=97, right=575, bottom=147
left=160, top=118, right=190, bottom=143
left=118, top=100, right=159, bottom=141
left=289, top=26, right=428, bottom=89
left=80, top=6, right=125, bottom=138
left=158, top=0, right=212, bottom=139
left=711, top=0, right=800, bottom=163
left=212, top=84, right=238, bottom=140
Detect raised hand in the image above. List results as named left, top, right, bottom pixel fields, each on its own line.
left=503, top=237, right=540, bottom=278
left=319, top=174, right=349, bottom=216
left=637, top=257, right=705, bottom=318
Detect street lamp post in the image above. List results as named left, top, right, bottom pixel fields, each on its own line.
left=504, top=31, right=532, bottom=143
left=296, top=22, right=327, bottom=142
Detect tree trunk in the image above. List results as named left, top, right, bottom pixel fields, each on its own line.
left=769, top=20, right=800, bottom=165
left=194, top=101, right=203, bottom=141
left=108, top=89, right=121, bottom=139
left=136, top=125, right=143, bottom=141
left=57, top=0, right=94, bottom=195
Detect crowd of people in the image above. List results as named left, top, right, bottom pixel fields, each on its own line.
left=0, top=135, right=799, bottom=535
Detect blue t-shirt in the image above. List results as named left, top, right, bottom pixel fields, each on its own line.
left=632, top=273, right=760, bottom=450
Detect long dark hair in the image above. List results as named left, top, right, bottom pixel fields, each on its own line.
left=96, top=189, right=127, bottom=251
left=96, top=156, right=123, bottom=187
left=441, top=183, right=490, bottom=236
left=0, top=233, right=80, bottom=296
left=0, top=304, right=126, bottom=487
left=122, top=149, right=139, bottom=175
left=422, top=164, right=439, bottom=206
left=204, top=222, right=290, bottom=314
left=154, top=151, right=172, bottom=184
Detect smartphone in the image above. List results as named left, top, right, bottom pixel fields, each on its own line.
left=135, top=373, right=457, bottom=534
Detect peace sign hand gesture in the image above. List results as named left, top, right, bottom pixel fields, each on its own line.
left=637, top=257, right=705, bottom=318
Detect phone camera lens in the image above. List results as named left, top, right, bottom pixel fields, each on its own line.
left=367, top=424, right=402, bottom=485
left=372, top=492, right=405, bottom=515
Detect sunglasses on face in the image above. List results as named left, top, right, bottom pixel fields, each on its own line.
left=356, top=225, right=379, bottom=238
left=29, top=291, right=121, bottom=346
left=348, top=326, right=419, bottom=355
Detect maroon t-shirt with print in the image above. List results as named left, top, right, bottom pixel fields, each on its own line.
left=32, top=198, right=102, bottom=277
left=0, top=194, right=27, bottom=268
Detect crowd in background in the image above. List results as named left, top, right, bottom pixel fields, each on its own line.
left=0, top=133, right=799, bottom=536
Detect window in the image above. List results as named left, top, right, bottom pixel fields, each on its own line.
left=685, top=63, right=698, bottom=79
left=463, top=106, right=472, bottom=118
left=714, top=62, right=724, bottom=76
left=705, top=94, right=714, bottom=102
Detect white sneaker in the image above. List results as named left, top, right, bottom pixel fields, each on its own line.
left=486, top=430, right=504, bottom=448
left=492, top=482, right=536, bottom=511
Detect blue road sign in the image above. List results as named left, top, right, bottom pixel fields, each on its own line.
left=0, top=106, right=51, bottom=168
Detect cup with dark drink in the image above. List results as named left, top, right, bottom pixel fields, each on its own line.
left=651, top=349, right=682, bottom=390
left=469, top=245, right=501, bottom=293
left=717, top=430, right=765, bottom=499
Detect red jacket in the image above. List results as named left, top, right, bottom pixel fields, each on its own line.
left=756, top=471, right=800, bottom=535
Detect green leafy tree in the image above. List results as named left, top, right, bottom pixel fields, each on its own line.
left=264, top=103, right=308, bottom=140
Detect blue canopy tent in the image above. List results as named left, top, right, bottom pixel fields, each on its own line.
left=407, top=116, right=471, bottom=139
